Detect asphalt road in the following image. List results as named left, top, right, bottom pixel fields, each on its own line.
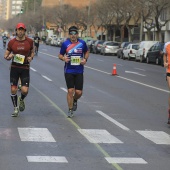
left=0, top=41, right=170, bottom=170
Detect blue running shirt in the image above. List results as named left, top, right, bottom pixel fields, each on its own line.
left=60, top=38, right=88, bottom=74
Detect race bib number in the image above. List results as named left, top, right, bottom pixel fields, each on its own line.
left=70, top=56, right=81, bottom=65
left=13, top=54, right=25, bottom=64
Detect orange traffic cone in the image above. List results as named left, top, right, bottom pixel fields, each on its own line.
left=112, top=64, right=117, bottom=75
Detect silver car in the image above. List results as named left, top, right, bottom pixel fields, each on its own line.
left=100, top=41, right=120, bottom=56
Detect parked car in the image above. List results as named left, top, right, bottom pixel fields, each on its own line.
left=92, top=40, right=105, bottom=54
left=117, top=42, right=131, bottom=58
left=87, top=40, right=97, bottom=53
left=45, top=38, right=52, bottom=45
left=100, top=41, right=120, bottom=55
left=53, top=38, right=58, bottom=46
left=135, top=41, right=158, bottom=62
left=146, top=42, right=164, bottom=65
left=122, top=43, right=139, bottom=60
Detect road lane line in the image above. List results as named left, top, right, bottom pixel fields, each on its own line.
left=78, top=129, right=123, bottom=143
left=136, top=130, right=170, bottom=145
left=31, top=84, right=123, bottom=170
left=134, top=68, right=146, bottom=71
left=85, top=66, right=168, bottom=93
left=42, top=75, right=52, bottom=81
left=27, top=156, right=68, bottom=163
left=30, top=67, right=37, bottom=72
left=18, top=128, right=56, bottom=142
left=118, top=76, right=169, bottom=93
left=39, top=51, right=58, bottom=58
left=125, top=71, right=146, bottom=76
left=96, top=110, right=130, bottom=131
left=105, top=157, right=147, bottom=164
left=60, top=87, right=67, bottom=92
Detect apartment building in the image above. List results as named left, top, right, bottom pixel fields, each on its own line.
left=42, top=0, right=95, bottom=8
left=0, top=0, right=7, bottom=20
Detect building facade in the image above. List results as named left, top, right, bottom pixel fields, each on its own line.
left=0, top=0, right=7, bottom=20
left=42, top=0, right=95, bottom=8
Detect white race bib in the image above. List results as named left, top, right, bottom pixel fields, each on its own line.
left=13, top=54, right=25, bottom=64
left=70, top=56, right=81, bottom=65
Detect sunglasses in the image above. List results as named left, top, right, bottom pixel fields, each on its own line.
left=69, top=31, right=77, bottom=35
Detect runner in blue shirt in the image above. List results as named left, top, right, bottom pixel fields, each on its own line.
left=58, top=26, right=89, bottom=117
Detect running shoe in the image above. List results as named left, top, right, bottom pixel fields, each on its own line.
left=67, top=109, right=74, bottom=118
left=11, top=107, right=19, bottom=117
left=18, top=96, right=25, bottom=112
left=72, top=99, right=77, bottom=111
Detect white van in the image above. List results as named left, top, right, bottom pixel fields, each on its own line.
left=135, top=41, right=158, bottom=62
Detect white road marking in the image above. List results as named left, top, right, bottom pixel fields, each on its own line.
left=97, top=59, right=104, bottom=62
left=85, top=66, right=111, bottom=74
left=41, top=49, right=47, bottom=51
left=18, top=128, right=56, bottom=142
left=39, top=52, right=58, bottom=58
left=125, top=71, right=146, bottom=76
left=105, top=157, right=147, bottom=164
left=134, top=68, right=146, bottom=71
left=42, top=75, right=52, bottom=81
left=60, top=87, right=67, bottom=92
left=116, top=64, right=123, bottom=66
left=78, top=129, right=123, bottom=143
left=30, top=67, right=37, bottom=72
left=118, top=76, right=169, bottom=93
left=96, top=110, right=130, bottom=131
left=27, top=156, right=68, bottom=163
left=136, top=130, right=170, bottom=145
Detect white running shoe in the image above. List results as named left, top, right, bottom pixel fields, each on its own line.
left=11, top=107, right=19, bottom=117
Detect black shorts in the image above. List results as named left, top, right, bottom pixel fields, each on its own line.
left=34, top=43, right=39, bottom=48
left=65, top=73, right=83, bottom=90
left=10, top=66, right=30, bottom=87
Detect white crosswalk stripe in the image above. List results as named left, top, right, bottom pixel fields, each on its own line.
left=27, top=156, right=68, bottom=163
left=105, top=157, right=148, bottom=164
left=78, top=129, right=123, bottom=143
left=136, top=130, right=170, bottom=145
left=18, top=128, right=56, bottom=142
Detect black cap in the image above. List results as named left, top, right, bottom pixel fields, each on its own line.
left=69, top=26, right=78, bottom=34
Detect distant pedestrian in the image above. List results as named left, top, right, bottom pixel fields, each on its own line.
left=58, top=26, right=89, bottom=118
left=163, top=41, right=170, bottom=124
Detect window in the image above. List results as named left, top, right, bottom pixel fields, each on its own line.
left=16, top=1, right=22, bottom=4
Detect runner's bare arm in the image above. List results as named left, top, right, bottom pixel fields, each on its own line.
left=58, top=54, right=70, bottom=63
left=163, top=53, right=168, bottom=68
left=4, top=50, right=14, bottom=60
left=80, top=51, right=89, bottom=65
left=27, top=48, right=34, bottom=62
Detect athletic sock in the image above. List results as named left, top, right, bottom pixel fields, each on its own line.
left=21, top=93, right=27, bottom=100
left=11, top=94, right=17, bottom=107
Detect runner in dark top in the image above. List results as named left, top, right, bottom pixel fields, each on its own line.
left=4, top=22, right=34, bottom=117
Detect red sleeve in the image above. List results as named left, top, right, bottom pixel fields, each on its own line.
left=7, top=38, right=15, bottom=52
